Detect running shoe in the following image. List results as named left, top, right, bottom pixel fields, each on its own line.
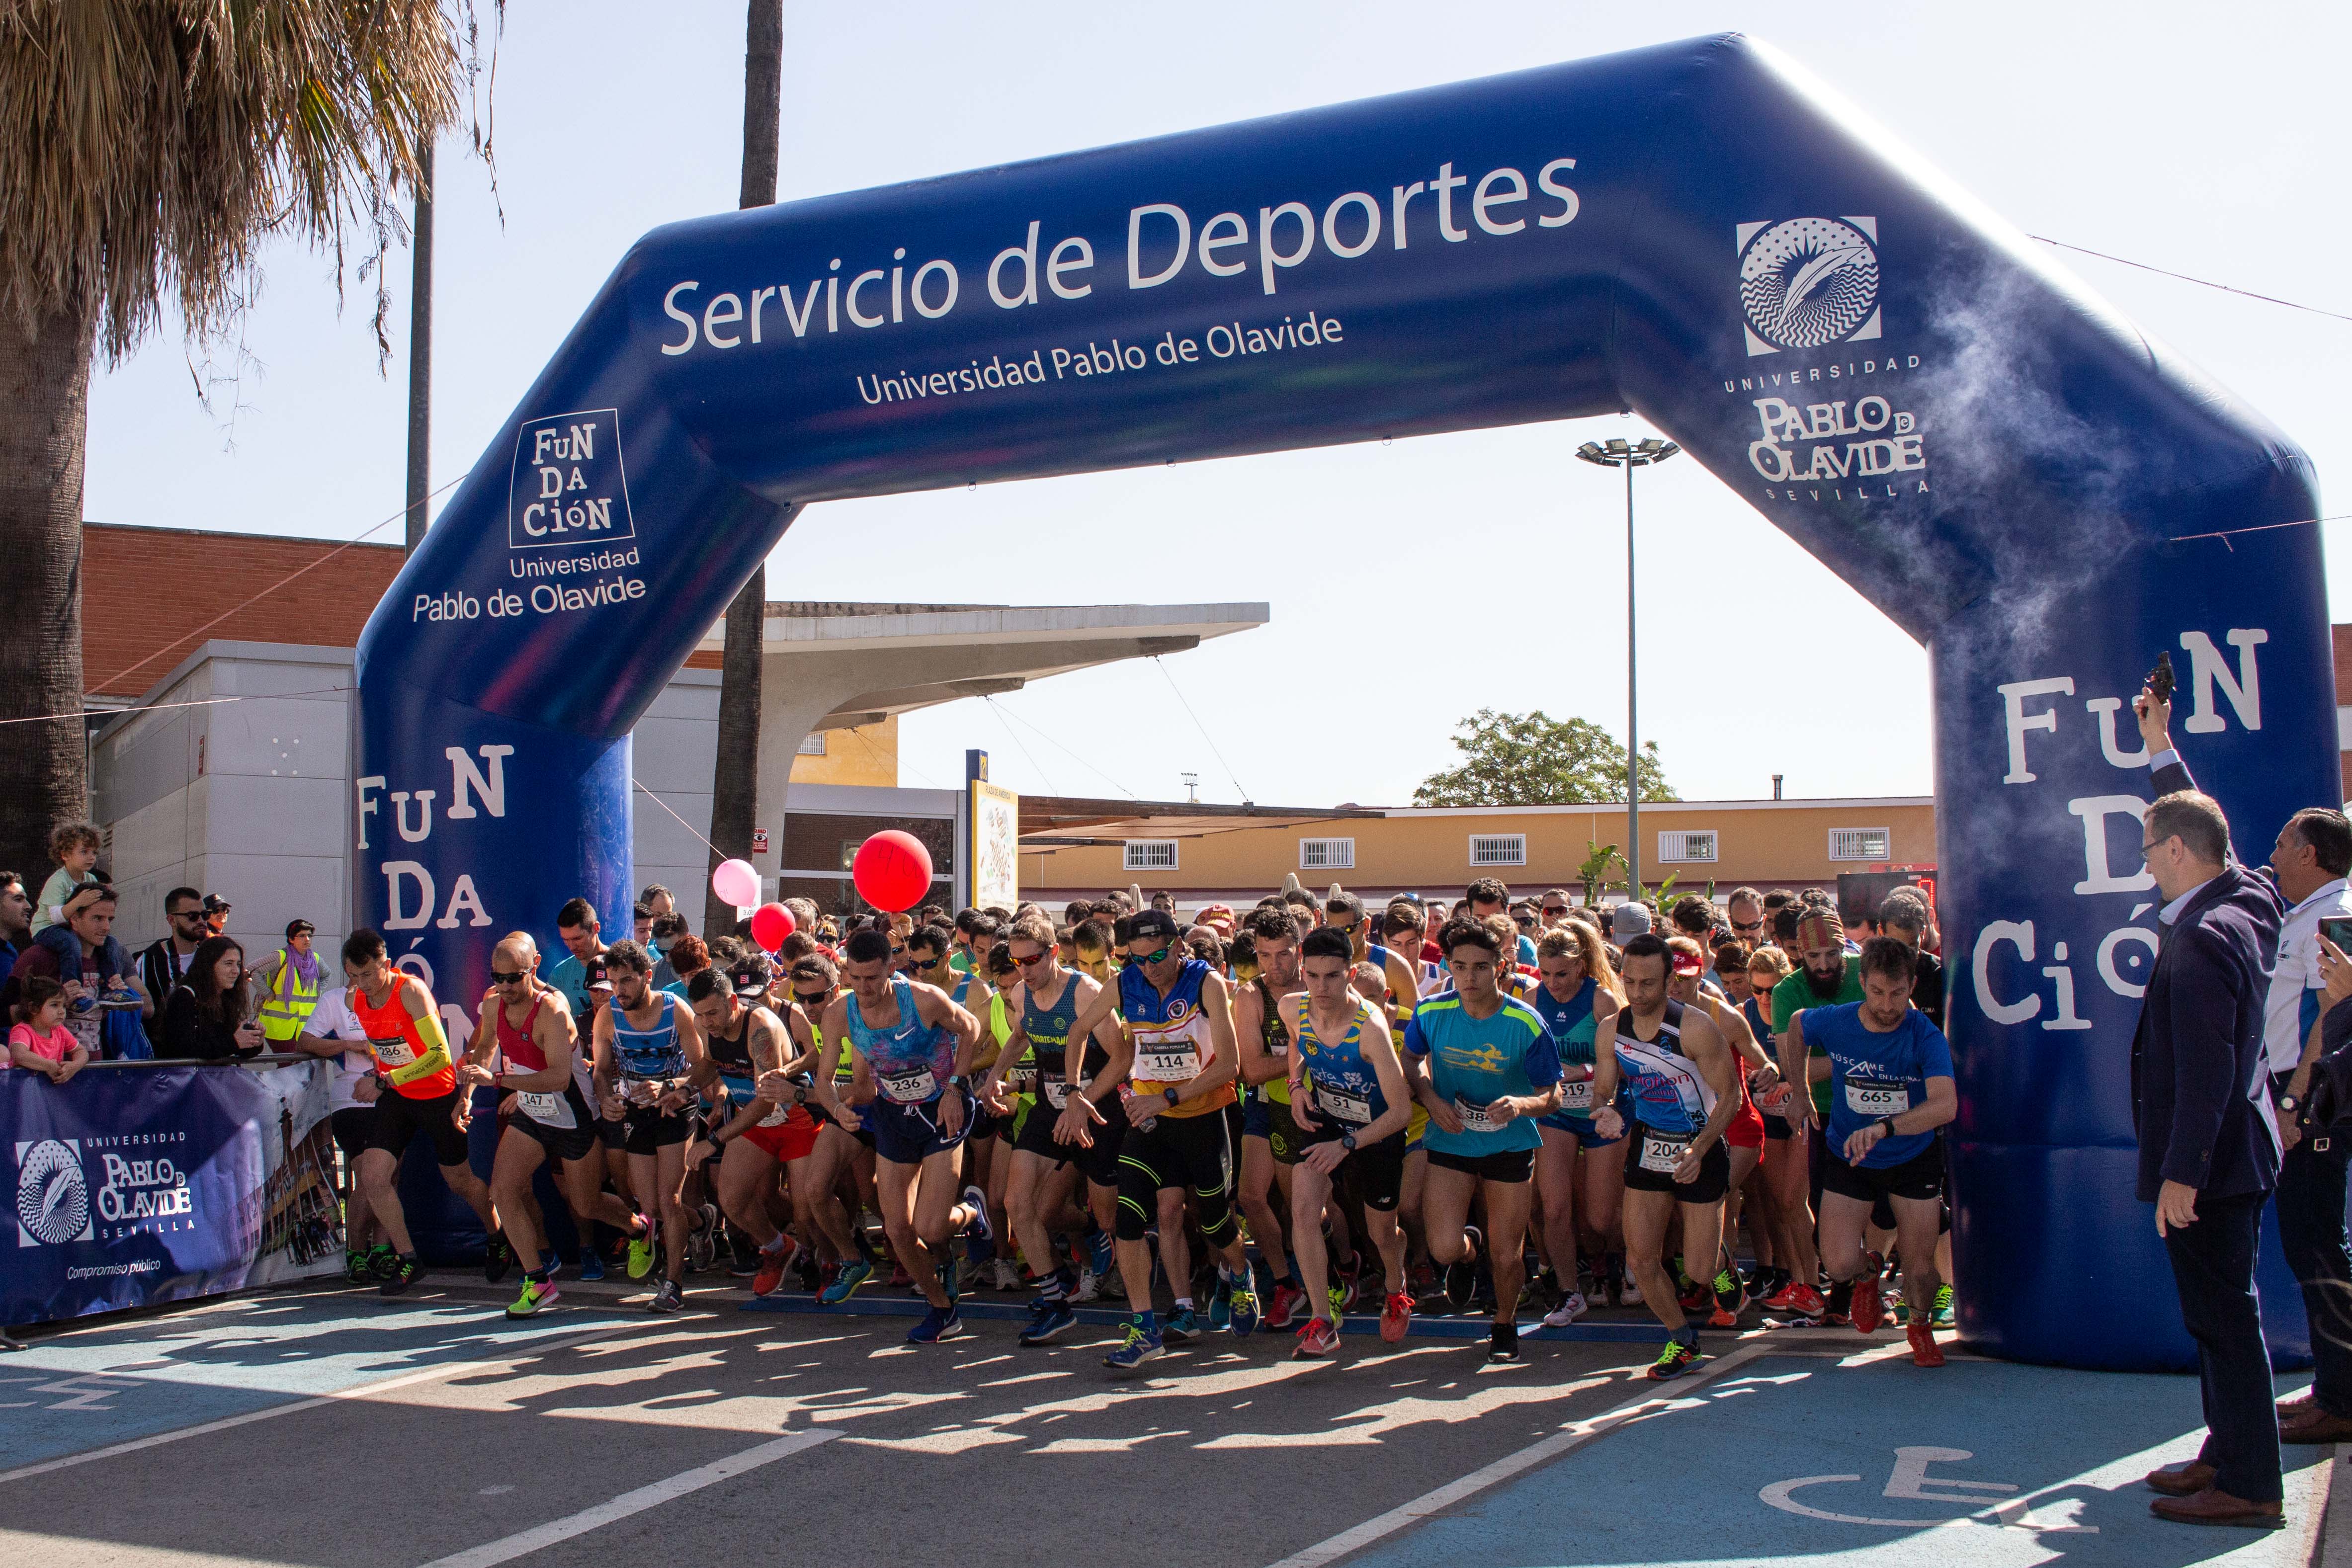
left=483, top=1232, right=515, bottom=1285
left=1576, top=1260, right=1599, bottom=1303
left=1850, top=1252, right=1886, bottom=1334
left=1932, top=1285, right=1956, bottom=1329
left=379, top=1253, right=422, bottom=1297
left=1541, top=1292, right=1589, bottom=1329
left=961, top=1185, right=995, bottom=1265
left=1907, top=1322, right=1946, bottom=1368
left=1104, top=1319, right=1165, bottom=1373
left=686, top=1207, right=718, bottom=1275
left=1294, top=1317, right=1341, bottom=1359
left=990, top=1258, right=1024, bottom=1292
left=887, top=1261, right=915, bottom=1289
left=1163, top=1305, right=1200, bottom=1343
left=1264, top=1282, right=1305, bottom=1331
left=626, top=1222, right=656, bottom=1280
left=1444, top=1227, right=1483, bottom=1307
left=579, top=1249, right=606, bottom=1283
left=366, top=1242, right=399, bottom=1281
left=1488, top=1321, right=1521, bottom=1363
left=906, top=1304, right=963, bottom=1344
left=650, top=1279, right=683, bottom=1313
left=1208, top=1270, right=1232, bottom=1331
left=505, top=1277, right=560, bottom=1318
left=539, top=1249, right=563, bottom=1283
left=1762, top=1279, right=1812, bottom=1312
left=1335, top=1253, right=1363, bottom=1312
left=344, top=1249, right=371, bottom=1285
left=1226, top=1274, right=1259, bottom=1337
left=1019, top=1299, right=1078, bottom=1346
left=1618, top=1270, right=1644, bottom=1307
left=752, top=1237, right=799, bottom=1298
left=818, top=1257, right=873, bottom=1305
left=1085, top=1226, right=1114, bottom=1281
left=937, top=1253, right=961, bottom=1309
left=1677, top=1276, right=1711, bottom=1315
left=1647, top=1336, right=1701, bottom=1380
left=1380, top=1291, right=1413, bottom=1344
left=1071, top=1263, right=1103, bottom=1304
left=727, top=1238, right=760, bottom=1278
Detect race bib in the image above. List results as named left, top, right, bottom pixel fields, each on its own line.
left=1845, top=1079, right=1910, bottom=1118
left=1558, top=1079, right=1594, bottom=1112
left=1639, top=1132, right=1691, bottom=1174
left=1455, top=1096, right=1502, bottom=1135
left=518, top=1090, right=574, bottom=1129
left=1044, top=1077, right=1073, bottom=1109
left=1007, top=1065, right=1038, bottom=1090
left=880, top=1066, right=937, bottom=1104
left=371, top=1034, right=415, bottom=1068
left=1319, top=1085, right=1374, bottom=1125
left=1135, top=1045, right=1200, bottom=1084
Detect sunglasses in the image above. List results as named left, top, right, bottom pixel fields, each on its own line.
left=1541, top=907, right=1567, bottom=917
left=1731, top=919, right=1764, bottom=934
left=1010, top=949, right=1052, bottom=968
left=489, top=968, right=527, bottom=986
left=1131, top=945, right=1173, bottom=966
left=792, top=989, right=830, bottom=1004
left=1513, top=915, right=1537, bottom=928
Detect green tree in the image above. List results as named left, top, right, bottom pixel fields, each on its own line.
left=1413, top=710, right=1678, bottom=808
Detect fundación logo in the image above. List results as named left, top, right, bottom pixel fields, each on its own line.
left=1736, top=217, right=1881, bottom=357
left=506, top=408, right=637, bottom=551
left=15, top=1138, right=92, bottom=1247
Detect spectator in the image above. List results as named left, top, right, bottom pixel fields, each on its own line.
left=663, top=933, right=710, bottom=999
left=0, top=871, right=29, bottom=990
left=164, top=935, right=266, bottom=1062
left=641, top=882, right=676, bottom=919
left=138, top=887, right=211, bottom=1038
left=251, top=919, right=325, bottom=1046
left=202, top=892, right=231, bottom=936
left=550, top=897, right=612, bottom=1023
left=631, top=899, right=655, bottom=945
left=10, top=884, right=151, bottom=1060
left=29, top=820, right=101, bottom=936
left=9, top=976, right=88, bottom=1084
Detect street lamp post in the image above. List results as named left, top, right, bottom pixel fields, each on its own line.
left=1575, top=435, right=1680, bottom=907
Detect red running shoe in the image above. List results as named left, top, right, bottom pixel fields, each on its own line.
left=1907, top=1322, right=1945, bottom=1367
left=752, top=1238, right=799, bottom=1298
left=1264, top=1282, right=1306, bottom=1331
left=1380, top=1291, right=1413, bottom=1344
left=1294, top=1317, right=1341, bottom=1359
left=1850, top=1252, right=1886, bottom=1334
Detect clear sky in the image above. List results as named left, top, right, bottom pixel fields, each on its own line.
left=85, top=1, right=2348, bottom=810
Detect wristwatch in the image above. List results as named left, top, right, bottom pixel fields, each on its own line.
left=1877, top=1116, right=1898, bottom=1140
left=2277, top=1092, right=2302, bottom=1115
left=1162, top=1087, right=1181, bottom=1110
left=1339, top=1130, right=1358, bottom=1152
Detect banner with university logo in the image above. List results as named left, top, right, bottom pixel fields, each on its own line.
left=3, top=1062, right=342, bottom=1325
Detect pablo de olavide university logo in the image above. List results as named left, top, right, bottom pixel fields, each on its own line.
left=1737, top=217, right=1881, bottom=356
left=15, top=1138, right=92, bottom=1246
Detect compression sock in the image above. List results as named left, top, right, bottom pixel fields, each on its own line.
left=1174, top=1295, right=1194, bottom=1311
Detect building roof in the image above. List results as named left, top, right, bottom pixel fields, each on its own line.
left=81, top=522, right=405, bottom=700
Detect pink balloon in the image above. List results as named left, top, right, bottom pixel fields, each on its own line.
left=852, top=831, right=933, bottom=913
left=711, top=857, right=760, bottom=908
left=750, top=902, right=795, bottom=951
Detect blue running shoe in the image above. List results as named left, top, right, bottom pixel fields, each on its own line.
left=1086, top=1226, right=1114, bottom=1279
left=818, top=1257, right=873, bottom=1305
left=961, top=1185, right=995, bottom=1265
left=1225, top=1272, right=1260, bottom=1337
left=1104, top=1319, right=1165, bottom=1373
left=907, top=1305, right=963, bottom=1344
left=579, top=1250, right=605, bottom=1282
left=539, top=1249, right=562, bottom=1284
left=1208, top=1271, right=1232, bottom=1331
left=1019, top=1299, right=1078, bottom=1346
left=1163, top=1305, right=1199, bottom=1343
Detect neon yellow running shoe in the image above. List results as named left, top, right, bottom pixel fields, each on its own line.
left=627, top=1226, right=656, bottom=1280
left=505, top=1276, right=559, bottom=1318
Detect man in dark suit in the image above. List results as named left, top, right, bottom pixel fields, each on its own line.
left=2133, top=687, right=2287, bottom=1529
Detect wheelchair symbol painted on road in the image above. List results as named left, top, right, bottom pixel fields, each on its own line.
left=1762, top=1446, right=2099, bottom=1533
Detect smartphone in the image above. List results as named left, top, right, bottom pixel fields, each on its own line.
left=2146, top=650, right=2175, bottom=706
left=2319, top=917, right=2352, bottom=956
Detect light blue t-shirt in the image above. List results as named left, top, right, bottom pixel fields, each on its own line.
left=1809, top=1001, right=1954, bottom=1168
left=1403, top=990, right=1558, bottom=1155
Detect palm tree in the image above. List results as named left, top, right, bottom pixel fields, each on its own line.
left=0, top=2, right=476, bottom=879
left=704, top=0, right=783, bottom=938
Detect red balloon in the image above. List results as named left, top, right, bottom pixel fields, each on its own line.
left=749, top=902, right=795, bottom=951
left=852, top=830, right=933, bottom=913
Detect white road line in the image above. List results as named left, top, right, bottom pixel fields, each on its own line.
left=419, top=1428, right=842, bottom=1568
left=1263, top=1340, right=1774, bottom=1568
left=0, top=1319, right=648, bottom=1487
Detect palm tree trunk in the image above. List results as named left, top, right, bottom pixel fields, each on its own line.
left=0, top=305, right=94, bottom=880
left=704, top=0, right=784, bottom=938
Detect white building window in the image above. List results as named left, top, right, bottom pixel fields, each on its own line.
left=796, top=732, right=827, bottom=756
left=1469, top=833, right=1526, bottom=867
left=1829, top=827, right=1892, bottom=862
left=1124, top=839, right=1179, bottom=871
left=1300, top=837, right=1355, bottom=870
left=1658, top=829, right=1718, bottom=864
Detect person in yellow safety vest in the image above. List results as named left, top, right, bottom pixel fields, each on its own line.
left=255, top=919, right=324, bottom=1045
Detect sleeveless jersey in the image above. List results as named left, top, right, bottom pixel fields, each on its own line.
left=610, top=992, right=687, bottom=1080
left=1615, top=998, right=1715, bottom=1138
left=705, top=1001, right=809, bottom=1133
left=1120, top=957, right=1232, bottom=1118
left=1528, top=978, right=1599, bottom=1119
left=349, top=975, right=454, bottom=1099
left=496, top=990, right=591, bottom=1132
left=1016, top=969, right=1084, bottom=1109
left=1291, top=993, right=1389, bottom=1129
left=848, top=974, right=953, bottom=1106
left=1253, top=976, right=1296, bottom=1106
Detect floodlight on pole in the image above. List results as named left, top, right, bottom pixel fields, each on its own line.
left=1575, top=435, right=1680, bottom=904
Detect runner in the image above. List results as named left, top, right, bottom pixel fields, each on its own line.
left=1284, top=926, right=1415, bottom=1355
left=910, top=922, right=1007, bottom=1279
left=1746, top=945, right=1825, bottom=1320
left=1664, top=934, right=1779, bottom=1327
left=1770, top=906, right=1868, bottom=1322
left=285, top=981, right=387, bottom=1282
left=590, top=939, right=711, bottom=1313
left=1592, top=932, right=1740, bottom=1378
left=829, top=927, right=989, bottom=1344
left=1527, top=925, right=1626, bottom=1327
left=692, top=952, right=855, bottom=1297
left=1781, top=937, right=1957, bottom=1366
left=467, top=932, right=640, bottom=1317
left=1234, top=905, right=1312, bottom=1329
left=1402, top=914, right=1561, bottom=1363
left=339, top=928, right=501, bottom=1296
left=793, top=954, right=886, bottom=1304
left=1060, top=907, right=1261, bottom=1371
left=977, top=910, right=1128, bottom=1344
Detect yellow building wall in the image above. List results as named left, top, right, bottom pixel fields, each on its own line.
left=1022, top=798, right=1937, bottom=901
left=787, top=716, right=899, bottom=787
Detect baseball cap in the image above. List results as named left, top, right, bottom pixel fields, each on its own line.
left=1127, top=908, right=1181, bottom=947
left=1610, top=902, right=1653, bottom=939
left=1670, top=949, right=1704, bottom=977
left=203, top=893, right=232, bottom=913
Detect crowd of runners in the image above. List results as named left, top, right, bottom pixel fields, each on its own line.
left=299, top=875, right=1957, bottom=1379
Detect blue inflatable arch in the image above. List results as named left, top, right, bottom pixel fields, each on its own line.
left=356, top=33, right=2329, bottom=1370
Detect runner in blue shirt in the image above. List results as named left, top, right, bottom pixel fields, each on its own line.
left=1783, top=936, right=1956, bottom=1367
left=1526, top=924, right=1626, bottom=1329
left=1402, top=913, right=1561, bottom=1363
